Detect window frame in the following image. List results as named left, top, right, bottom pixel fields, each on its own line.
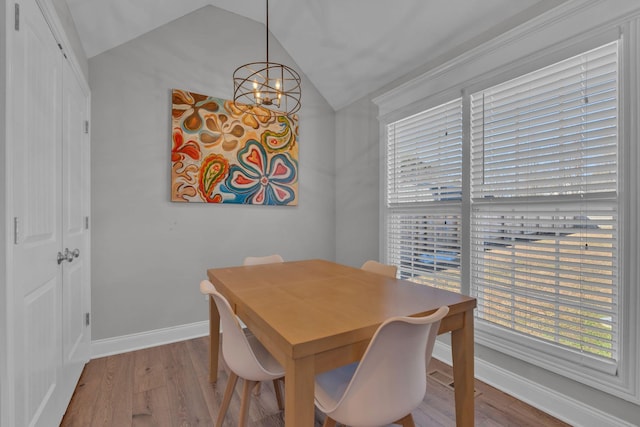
left=378, top=27, right=638, bottom=402
left=384, top=98, right=464, bottom=292
left=470, top=41, right=620, bottom=376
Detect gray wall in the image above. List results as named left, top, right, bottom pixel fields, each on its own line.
left=334, top=96, right=380, bottom=267
left=89, top=6, right=335, bottom=340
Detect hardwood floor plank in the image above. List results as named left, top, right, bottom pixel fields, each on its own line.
left=89, top=352, right=135, bottom=426
left=131, top=386, right=172, bottom=427
left=134, top=346, right=167, bottom=393
left=505, top=398, right=569, bottom=427
left=414, top=374, right=461, bottom=426
left=185, top=335, right=211, bottom=378
left=163, top=341, right=213, bottom=425
left=61, top=356, right=106, bottom=426
left=63, top=338, right=571, bottom=427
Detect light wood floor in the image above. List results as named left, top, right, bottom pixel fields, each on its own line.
left=61, top=336, right=570, bottom=426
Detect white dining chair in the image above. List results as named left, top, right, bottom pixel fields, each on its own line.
left=361, top=259, right=397, bottom=279
left=200, top=280, right=284, bottom=427
left=314, top=306, right=449, bottom=427
left=243, top=254, right=284, bottom=265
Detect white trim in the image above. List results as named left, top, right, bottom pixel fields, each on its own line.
left=373, top=0, right=640, bottom=120
left=1, top=2, right=17, bottom=426
left=374, top=0, right=598, bottom=115
left=0, top=2, right=11, bottom=425
left=432, top=342, right=636, bottom=427
left=626, top=15, right=640, bottom=410
left=90, top=321, right=209, bottom=359
left=36, top=0, right=89, bottom=95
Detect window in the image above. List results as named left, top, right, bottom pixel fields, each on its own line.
left=385, top=99, right=463, bottom=293
left=383, top=40, right=624, bottom=386
left=470, top=41, right=619, bottom=373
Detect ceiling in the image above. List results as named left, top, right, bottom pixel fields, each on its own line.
left=65, top=0, right=565, bottom=110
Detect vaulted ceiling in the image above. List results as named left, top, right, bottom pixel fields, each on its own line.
left=65, top=0, right=565, bottom=110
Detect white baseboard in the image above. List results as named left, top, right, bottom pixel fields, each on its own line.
left=90, top=320, right=209, bottom=358
left=432, top=342, right=635, bottom=427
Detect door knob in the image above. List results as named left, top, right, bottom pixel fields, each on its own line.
left=66, top=248, right=80, bottom=262
left=57, top=248, right=69, bottom=265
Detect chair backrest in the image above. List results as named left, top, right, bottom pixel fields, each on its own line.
left=328, top=306, right=449, bottom=426
left=199, top=280, right=281, bottom=380
left=361, top=260, right=397, bottom=279
left=243, top=254, right=284, bottom=266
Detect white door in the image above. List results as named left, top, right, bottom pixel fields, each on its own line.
left=10, top=1, right=89, bottom=425
left=11, top=0, right=63, bottom=424
left=60, top=57, right=90, bottom=408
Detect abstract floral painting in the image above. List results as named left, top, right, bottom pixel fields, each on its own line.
left=171, top=89, right=298, bottom=205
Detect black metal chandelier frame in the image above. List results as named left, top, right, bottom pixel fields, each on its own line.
left=232, top=0, right=301, bottom=118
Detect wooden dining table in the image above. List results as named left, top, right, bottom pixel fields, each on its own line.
left=206, top=259, right=477, bottom=427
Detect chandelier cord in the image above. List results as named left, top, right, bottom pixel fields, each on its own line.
left=266, top=0, right=269, bottom=63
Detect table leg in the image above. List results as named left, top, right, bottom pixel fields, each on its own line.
left=284, top=355, right=315, bottom=426
left=451, top=309, right=474, bottom=427
left=209, top=296, right=220, bottom=383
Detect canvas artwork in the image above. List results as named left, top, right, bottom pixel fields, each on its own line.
left=171, top=89, right=299, bottom=205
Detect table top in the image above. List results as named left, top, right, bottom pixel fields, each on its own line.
left=207, top=259, right=476, bottom=360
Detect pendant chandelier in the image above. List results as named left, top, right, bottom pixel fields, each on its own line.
left=233, top=0, right=301, bottom=118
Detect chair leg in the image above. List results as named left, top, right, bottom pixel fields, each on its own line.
left=322, top=416, right=337, bottom=427
left=253, top=381, right=262, bottom=395
left=238, top=379, right=256, bottom=427
left=394, top=413, right=416, bottom=427
left=215, top=371, right=238, bottom=427
left=273, top=378, right=284, bottom=410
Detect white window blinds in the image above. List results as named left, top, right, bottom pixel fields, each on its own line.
left=386, top=99, right=462, bottom=292
left=470, top=41, right=619, bottom=372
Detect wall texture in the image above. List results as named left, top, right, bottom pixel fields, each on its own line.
left=89, top=5, right=335, bottom=340
left=334, top=96, right=380, bottom=268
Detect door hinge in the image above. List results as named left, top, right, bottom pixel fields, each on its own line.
left=58, top=44, right=67, bottom=59
left=85, top=216, right=89, bottom=230
left=85, top=312, right=90, bottom=326
left=84, top=120, right=89, bottom=134
left=14, top=4, right=19, bottom=31
left=13, top=217, right=19, bottom=244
